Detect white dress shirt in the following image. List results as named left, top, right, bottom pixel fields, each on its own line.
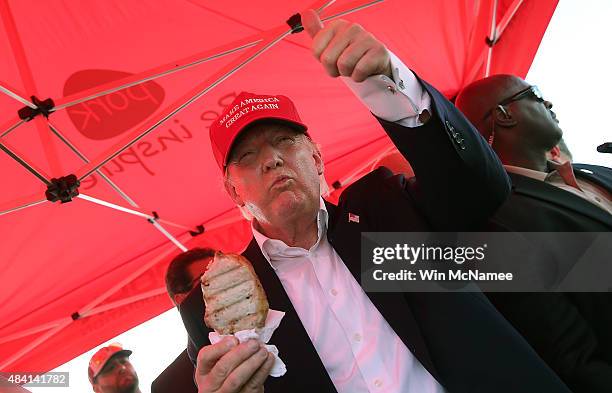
left=251, top=54, right=444, bottom=392
left=253, top=200, right=444, bottom=393
left=344, top=50, right=432, bottom=128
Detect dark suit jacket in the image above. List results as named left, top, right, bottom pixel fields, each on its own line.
left=490, top=164, right=611, bottom=232
left=179, top=79, right=570, bottom=392
left=486, top=163, right=612, bottom=393
left=151, top=349, right=197, bottom=393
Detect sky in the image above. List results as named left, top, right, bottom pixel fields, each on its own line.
left=27, top=1, right=612, bottom=392
left=525, top=0, right=611, bottom=167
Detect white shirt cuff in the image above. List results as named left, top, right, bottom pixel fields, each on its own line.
left=342, top=50, right=432, bottom=127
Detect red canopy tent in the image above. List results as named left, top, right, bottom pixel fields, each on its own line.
left=0, top=0, right=557, bottom=372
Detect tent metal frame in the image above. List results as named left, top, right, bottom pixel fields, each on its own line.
left=47, top=121, right=140, bottom=207
left=0, top=240, right=184, bottom=370
left=464, top=0, right=526, bottom=82
left=0, top=82, right=34, bottom=108
left=0, top=0, right=386, bottom=370
left=1, top=118, right=25, bottom=138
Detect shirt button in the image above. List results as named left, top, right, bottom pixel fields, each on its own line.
left=374, top=379, right=383, bottom=388
left=398, top=79, right=405, bottom=89
left=330, top=288, right=338, bottom=296
left=595, top=197, right=602, bottom=202
left=353, top=333, right=362, bottom=342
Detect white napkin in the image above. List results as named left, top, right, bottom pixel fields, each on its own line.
left=208, top=309, right=286, bottom=377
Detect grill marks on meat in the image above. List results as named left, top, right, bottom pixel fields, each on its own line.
left=202, top=252, right=269, bottom=334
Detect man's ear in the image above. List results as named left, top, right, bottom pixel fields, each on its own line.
left=547, top=145, right=562, bottom=163
left=311, top=144, right=324, bottom=175
left=493, top=105, right=518, bottom=128
left=223, top=173, right=244, bottom=206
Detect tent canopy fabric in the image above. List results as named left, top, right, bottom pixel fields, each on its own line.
left=0, top=0, right=557, bottom=372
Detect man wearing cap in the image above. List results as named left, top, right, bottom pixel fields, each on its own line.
left=88, top=344, right=140, bottom=393
left=181, top=9, right=571, bottom=393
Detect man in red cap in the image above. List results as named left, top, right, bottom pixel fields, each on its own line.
left=88, top=343, right=140, bottom=393
left=182, top=9, right=571, bottom=393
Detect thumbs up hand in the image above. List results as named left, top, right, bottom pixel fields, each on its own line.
left=301, top=9, right=392, bottom=82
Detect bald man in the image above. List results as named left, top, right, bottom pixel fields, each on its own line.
left=456, top=75, right=612, bottom=393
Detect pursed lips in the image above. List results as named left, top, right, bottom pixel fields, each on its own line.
left=269, top=175, right=292, bottom=189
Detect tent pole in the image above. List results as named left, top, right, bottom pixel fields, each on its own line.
left=0, top=217, right=239, bottom=365
left=1, top=0, right=64, bottom=177
left=0, top=140, right=51, bottom=185
left=47, top=122, right=139, bottom=208
left=497, top=0, right=525, bottom=36
left=77, top=217, right=237, bottom=319
left=76, top=194, right=194, bottom=231
left=320, top=0, right=384, bottom=22
left=0, top=0, right=388, bottom=367
left=0, top=289, right=167, bottom=351
left=77, top=194, right=151, bottom=219
left=1, top=119, right=25, bottom=139
left=0, top=212, right=242, bottom=342
left=75, top=25, right=292, bottom=182
left=74, top=0, right=378, bottom=182
left=149, top=219, right=188, bottom=252
left=81, top=288, right=168, bottom=318
left=0, top=319, right=66, bottom=345
left=0, top=84, right=34, bottom=108
left=202, top=214, right=244, bottom=233
left=465, top=0, right=525, bottom=82
left=484, top=0, right=498, bottom=77
left=0, top=198, right=46, bottom=217
left=50, top=0, right=376, bottom=112
left=75, top=243, right=182, bottom=322
left=0, top=241, right=182, bottom=368
left=0, top=318, right=72, bottom=370
left=0, top=192, right=47, bottom=215
left=51, top=40, right=260, bottom=112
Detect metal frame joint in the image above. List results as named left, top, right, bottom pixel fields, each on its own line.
left=189, top=224, right=205, bottom=237
left=286, top=13, right=304, bottom=33
left=45, top=174, right=80, bottom=203
left=147, top=211, right=160, bottom=224
left=18, top=96, right=55, bottom=121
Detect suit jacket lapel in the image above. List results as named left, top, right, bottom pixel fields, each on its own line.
left=324, top=200, right=442, bottom=383
left=509, top=172, right=612, bottom=227
left=243, top=239, right=336, bottom=391
left=574, top=164, right=612, bottom=191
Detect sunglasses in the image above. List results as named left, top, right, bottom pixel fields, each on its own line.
left=483, top=85, right=544, bottom=120
left=498, top=85, right=544, bottom=106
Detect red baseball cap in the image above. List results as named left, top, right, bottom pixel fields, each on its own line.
left=88, top=343, right=132, bottom=383
left=209, top=92, right=308, bottom=169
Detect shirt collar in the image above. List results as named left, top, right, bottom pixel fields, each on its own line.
left=251, top=197, right=329, bottom=271
left=504, top=164, right=548, bottom=181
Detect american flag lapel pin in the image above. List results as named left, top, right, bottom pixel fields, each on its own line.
left=348, top=213, right=360, bottom=223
